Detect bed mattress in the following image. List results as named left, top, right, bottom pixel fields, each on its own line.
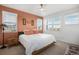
left=19, top=33, right=56, bottom=55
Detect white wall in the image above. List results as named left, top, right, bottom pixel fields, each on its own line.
left=45, top=24, right=79, bottom=45
left=44, top=7, right=79, bottom=45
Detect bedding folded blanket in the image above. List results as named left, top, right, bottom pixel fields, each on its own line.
left=19, top=34, right=56, bottom=55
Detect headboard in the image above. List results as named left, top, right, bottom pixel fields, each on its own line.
left=18, top=32, right=24, bottom=36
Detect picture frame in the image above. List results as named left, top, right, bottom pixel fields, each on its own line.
left=23, top=18, right=26, bottom=25
left=31, top=20, right=34, bottom=26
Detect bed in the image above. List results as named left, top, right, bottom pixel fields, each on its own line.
left=19, top=32, right=56, bottom=55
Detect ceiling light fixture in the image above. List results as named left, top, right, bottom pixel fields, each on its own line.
left=40, top=4, right=45, bottom=11
left=38, top=4, right=46, bottom=16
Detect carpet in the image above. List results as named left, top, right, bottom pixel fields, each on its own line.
left=0, top=40, right=68, bottom=55
left=65, top=44, right=79, bottom=55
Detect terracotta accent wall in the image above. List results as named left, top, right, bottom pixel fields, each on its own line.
left=0, top=5, right=43, bottom=44
left=0, top=8, right=3, bottom=44
left=0, top=5, right=43, bottom=34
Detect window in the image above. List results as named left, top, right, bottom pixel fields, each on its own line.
left=47, top=16, right=61, bottom=30
left=37, top=18, right=43, bottom=31
left=2, top=11, right=17, bottom=32
left=47, top=19, right=53, bottom=30
left=65, top=13, right=79, bottom=24
left=53, top=16, right=61, bottom=29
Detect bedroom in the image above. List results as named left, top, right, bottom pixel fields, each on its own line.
left=0, top=4, right=79, bottom=55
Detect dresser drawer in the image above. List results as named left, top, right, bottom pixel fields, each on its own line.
left=0, top=33, right=3, bottom=44
left=6, top=37, right=18, bottom=46
left=4, top=32, right=18, bottom=45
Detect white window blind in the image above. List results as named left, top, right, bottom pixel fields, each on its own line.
left=65, top=13, right=79, bottom=24
left=2, top=11, right=17, bottom=32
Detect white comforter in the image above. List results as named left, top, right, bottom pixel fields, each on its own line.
left=19, top=34, right=56, bottom=55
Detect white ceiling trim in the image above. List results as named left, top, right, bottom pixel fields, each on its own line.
left=2, top=4, right=79, bottom=17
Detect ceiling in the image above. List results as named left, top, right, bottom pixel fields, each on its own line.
left=2, top=4, right=79, bottom=17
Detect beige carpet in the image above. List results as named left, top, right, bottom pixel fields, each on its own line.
left=38, top=40, right=68, bottom=55
left=0, top=40, right=68, bottom=55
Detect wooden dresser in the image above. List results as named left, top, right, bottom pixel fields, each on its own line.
left=0, top=32, right=18, bottom=46
left=5, top=32, right=18, bottom=46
